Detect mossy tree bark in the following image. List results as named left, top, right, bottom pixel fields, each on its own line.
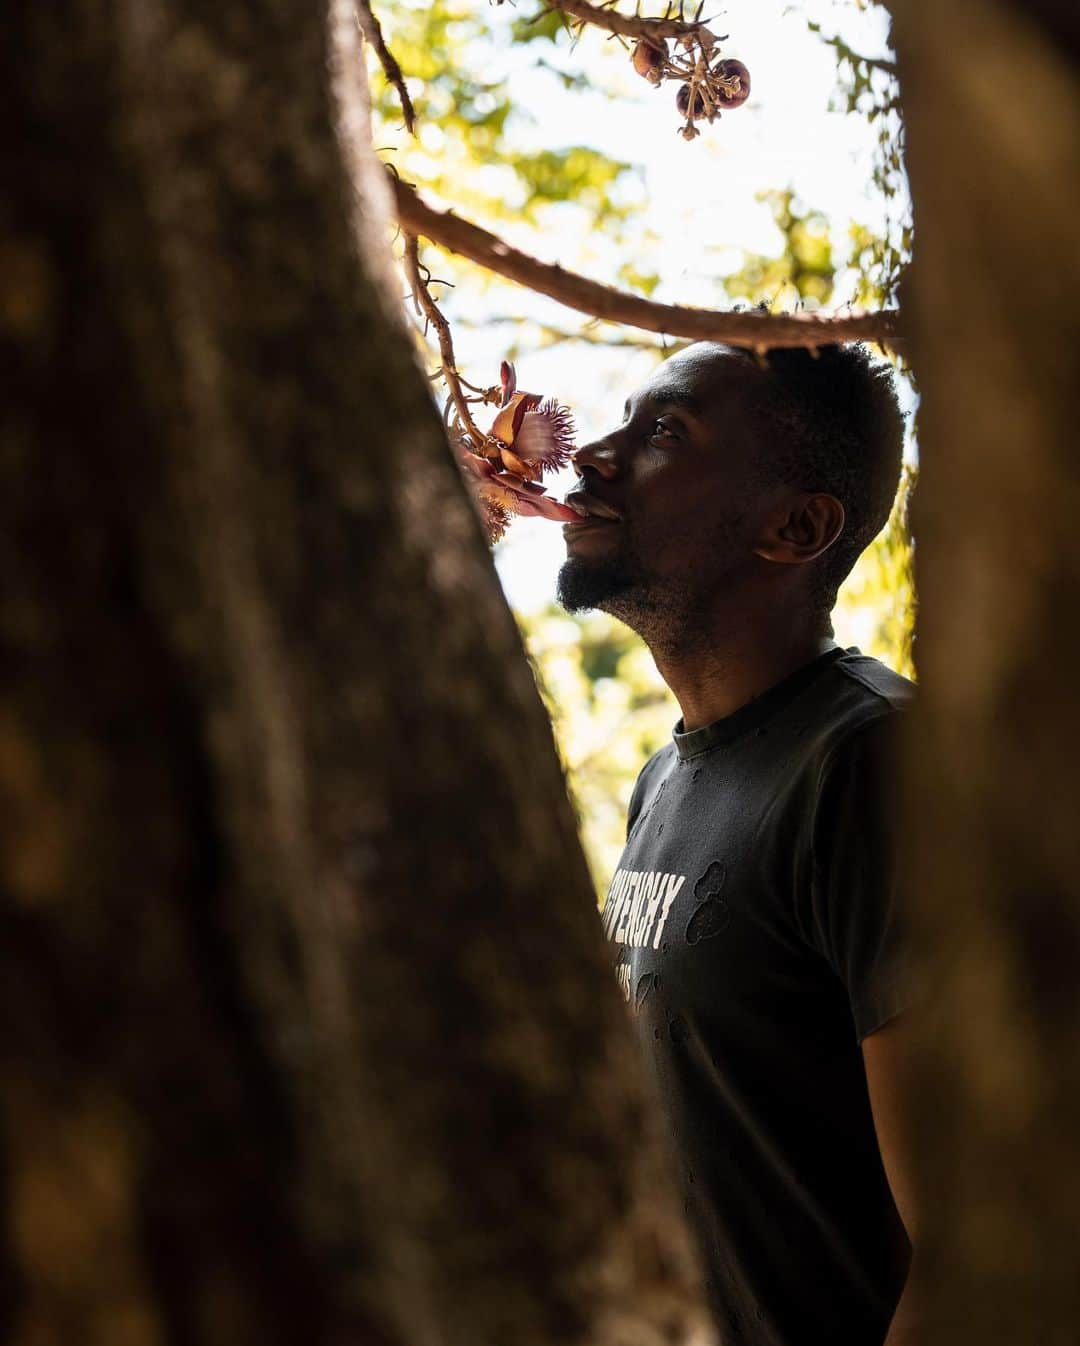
left=893, top=3, right=1080, bottom=1343
left=0, top=3, right=708, bottom=1344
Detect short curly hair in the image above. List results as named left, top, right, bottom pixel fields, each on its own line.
left=742, top=343, right=905, bottom=623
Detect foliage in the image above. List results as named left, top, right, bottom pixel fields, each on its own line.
left=721, top=189, right=836, bottom=308
left=806, top=16, right=908, bottom=306
left=511, top=8, right=571, bottom=46
left=369, top=0, right=638, bottom=231
left=519, top=607, right=677, bottom=893
left=832, top=464, right=918, bottom=680
left=511, top=147, right=634, bottom=222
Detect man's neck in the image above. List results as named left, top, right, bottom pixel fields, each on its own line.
left=647, top=619, right=836, bottom=733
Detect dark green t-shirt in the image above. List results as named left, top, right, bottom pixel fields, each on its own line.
left=602, top=646, right=914, bottom=1346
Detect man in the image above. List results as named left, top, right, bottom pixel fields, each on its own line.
left=557, top=342, right=915, bottom=1346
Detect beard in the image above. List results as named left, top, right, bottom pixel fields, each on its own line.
left=556, top=527, right=683, bottom=647
left=556, top=551, right=639, bottom=614
left=556, top=522, right=646, bottom=613
left=556, top=511, right=749, bottom=656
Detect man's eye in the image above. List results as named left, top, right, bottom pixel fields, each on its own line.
left=650, top=418, right=679, bottom=440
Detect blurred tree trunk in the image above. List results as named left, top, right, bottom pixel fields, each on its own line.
left=0, top=3, right=708, bottom=1344
left=893, top=3, right=1080, bottom=1343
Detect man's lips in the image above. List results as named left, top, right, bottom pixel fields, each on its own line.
left=562, top=492, right=621, bottom=542
left=564, top=489, right=621, bottom=521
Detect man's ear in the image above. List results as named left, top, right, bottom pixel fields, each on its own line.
left=752, top=492, right=845, bottom=565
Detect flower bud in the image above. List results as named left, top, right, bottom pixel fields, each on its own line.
left=713, top=58, right=750, bottom=109
left=676, top=82, right=707, bottom=119
left=631, top=37, right=667, bottom=84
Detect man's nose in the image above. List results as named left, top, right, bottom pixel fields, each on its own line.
left=570, top=433, right=620, bottom=480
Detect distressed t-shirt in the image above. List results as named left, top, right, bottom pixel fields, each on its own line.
left=601, top=646, right=914, bottom=1346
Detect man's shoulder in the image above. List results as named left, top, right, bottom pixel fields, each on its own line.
left=806, top=648, right=913, bottom=746
left=831, top=647, right=915, bottom=715
left=626, top=741, right=677, bottom=833
left=632, top=741, right=678, bottom=798
left=803, top=649, right=913, bottom=783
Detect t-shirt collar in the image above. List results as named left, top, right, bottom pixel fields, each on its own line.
left=671, top=645, right=849, bottom=760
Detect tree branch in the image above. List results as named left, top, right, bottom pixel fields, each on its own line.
left=541, top=0, right=706, bottom=42
left=402, top=234, right=489, bottom=448
left=391, top=176, right=904, bottom=350
left=356, top=0, right=416, bottom=133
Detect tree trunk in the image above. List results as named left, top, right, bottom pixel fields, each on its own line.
left=0, top=3, right=708, bottom=1344
left=892, top=3, right=1080, bottom=1342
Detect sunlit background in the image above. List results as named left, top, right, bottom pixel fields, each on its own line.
left=372, top=0, right=915, bottom=888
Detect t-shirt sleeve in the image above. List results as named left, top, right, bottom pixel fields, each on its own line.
left=808, top=714, right=913, bottom=1042
left=625, top=750, right=664, bottom=840
left=625, top=766, right=650, bottom=840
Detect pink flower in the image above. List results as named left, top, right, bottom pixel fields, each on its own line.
left=454, top=362, right=579, bottom=543
left=488, top=362, right=575, bottom=478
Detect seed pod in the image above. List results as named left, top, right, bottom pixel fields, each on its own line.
left=676, top=82, right=707, bottom=120
left=713, top=58, right=750, bottom=109
left=631, top=37, right=668, bottom=84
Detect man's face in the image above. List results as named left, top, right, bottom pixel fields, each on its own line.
left=557, top=344, right=771, bottom=624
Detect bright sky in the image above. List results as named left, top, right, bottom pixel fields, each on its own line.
left=405, top=0, right=907, bottom=614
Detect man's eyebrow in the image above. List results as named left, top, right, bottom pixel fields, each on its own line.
left=623, top=389, right=703, bottom=419
left=648, top=388, right=704, bottom=416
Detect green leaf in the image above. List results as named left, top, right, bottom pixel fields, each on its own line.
left=617, top=264, right=662, bottom=298
left=511, top=8, right=568, bottom=44
left=510, top=147, right=634, bottom=218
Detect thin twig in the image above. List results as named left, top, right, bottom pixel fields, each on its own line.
left=807, top=22, right=898, bottom=77
left=540, top=0, right=705, bottom=41
left=402, top=234, right=489, bottom=448
left=356, top=0, right=416, bottom=134
left=392, top=176, right=904, bottom=350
